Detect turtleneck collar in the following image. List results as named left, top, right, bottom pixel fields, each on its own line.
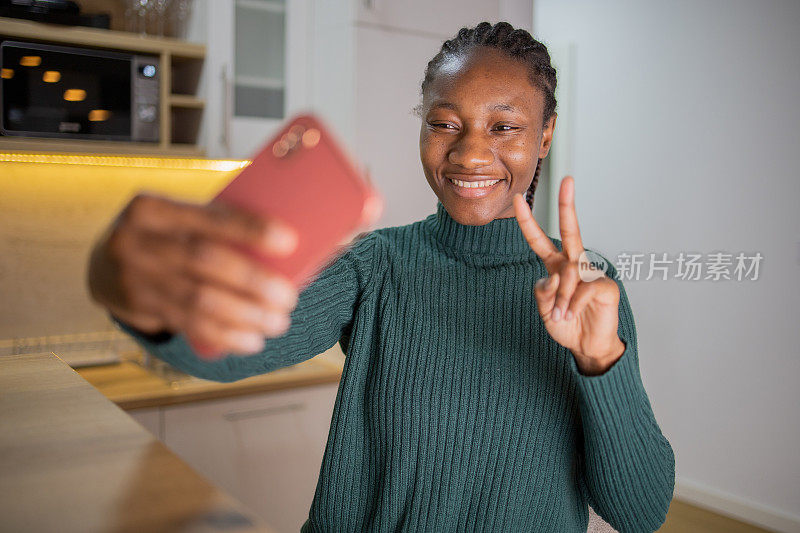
left=424, top=200, right=535, bottom=257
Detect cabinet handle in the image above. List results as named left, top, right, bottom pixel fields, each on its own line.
left=220, top=64, right=232, bottom=155
left=222, top=402, right=306, bottom=422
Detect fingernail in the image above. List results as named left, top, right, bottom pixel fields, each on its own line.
left=564, top=309, right=573, bottom=321
left=264, top=279, right=297, bottom=308
left=552, top=306, right=562, bottom=322
left=265, top=312, right=290, bottom=334
left=266, top=225, right=298, bottom=255
left=240, top=334, right=265, bottom=353
left=535, top=277, right=547, bottom=289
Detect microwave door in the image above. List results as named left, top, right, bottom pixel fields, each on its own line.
left=1, top=41, right=134, bottom=141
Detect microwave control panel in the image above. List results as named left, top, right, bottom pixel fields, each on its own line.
left=131, top=55, right=160, bottom=142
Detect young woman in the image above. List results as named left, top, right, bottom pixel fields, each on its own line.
left=88, top=22, right=674, bottom=532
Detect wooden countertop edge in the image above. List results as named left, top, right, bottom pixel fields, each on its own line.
left=116, top=368, right=343, bottom=410
left=75, top=349, right=345, bottom=410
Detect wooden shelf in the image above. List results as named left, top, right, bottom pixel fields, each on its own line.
left=0, top=136, right=204, bottom=157
left=0, top=16, right=204, bottom=58
left=170, top=94, right=205, bottom=108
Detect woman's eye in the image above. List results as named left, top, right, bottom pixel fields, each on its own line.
left=429, top=122, right=457, bottom=130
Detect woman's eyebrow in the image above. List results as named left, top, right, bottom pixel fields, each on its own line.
left=427, top=101, right=523, bottom=113
left=490, top=103, right=517, bottom=112
left=429, top=101, right=458, bottom=111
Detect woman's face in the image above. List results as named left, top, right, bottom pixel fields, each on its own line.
left=419, top=47, right=556, bottom=225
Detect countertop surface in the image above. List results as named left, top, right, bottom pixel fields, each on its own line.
left=0, top=351, right=276, bottom=533
left=74, top=344, right=346, bottom=410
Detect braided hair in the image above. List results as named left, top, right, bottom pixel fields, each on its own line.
left=420, top=22, right=557, bottom=208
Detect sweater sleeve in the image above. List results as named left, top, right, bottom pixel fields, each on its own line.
left=567, top=254, right=676, bottom=532
left=112, top=231, right=378, bottom=383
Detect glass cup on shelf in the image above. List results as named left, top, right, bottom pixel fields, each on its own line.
left=123, top=0, right=181, bottom=37
left=146, top=0, right=171, bottom=37
left=166, top=0, right=193, bottom=39
left=123, top=0, right=150, bottom=34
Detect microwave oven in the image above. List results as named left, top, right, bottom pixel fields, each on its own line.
left=0, top=40, right=160, bottom=142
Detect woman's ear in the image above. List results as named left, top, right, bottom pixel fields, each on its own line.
left=538, top=113, right=557, bottom=159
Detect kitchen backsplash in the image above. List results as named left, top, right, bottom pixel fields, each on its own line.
left=0, top=153, right=245, bottom=340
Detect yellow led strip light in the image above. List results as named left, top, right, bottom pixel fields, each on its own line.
left=0, top=152, right=251, bottom=172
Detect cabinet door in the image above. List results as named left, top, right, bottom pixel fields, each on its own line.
left=355, top=0, right=501, bottom=37
left=162, top=383, right=339, bottom=533
left=355, top=25, right=445, bottom=228
left=204, top=0, right=312, bottom=159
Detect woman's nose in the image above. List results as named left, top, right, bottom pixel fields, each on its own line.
left=447, top=132, right=494, bottom=169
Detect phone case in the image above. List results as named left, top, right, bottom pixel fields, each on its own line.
left=212, top=113, right=382, bottom=288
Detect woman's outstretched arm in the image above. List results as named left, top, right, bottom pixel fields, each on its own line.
left=112, top=230, right=378, bottom=383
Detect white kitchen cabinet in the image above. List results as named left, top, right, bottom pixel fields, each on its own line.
left=353, top=25, right=445, bottom=226
left=127, top=406, right=162, bottom=440
left=355, top=0, right=502, bottom=36
left=162, top=383, right=339, bottom=533
left=201, top=0, right=312, bottom=159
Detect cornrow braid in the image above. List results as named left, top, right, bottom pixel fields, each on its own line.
left=421, top=21, right=557, bottom=208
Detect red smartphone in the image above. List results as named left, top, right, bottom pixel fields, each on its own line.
left=191, top=113, right=383, bottom=358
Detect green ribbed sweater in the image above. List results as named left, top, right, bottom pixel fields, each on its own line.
left=117, top=201, right=675, bottom=532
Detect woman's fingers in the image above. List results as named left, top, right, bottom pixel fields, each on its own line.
left=558, top=176, right=585, bottom=260
left=133, top=246, right=292, bottom=333
left=534, top=272, right=559, bottom=319
left=120, top=225, right=298, bottom=313
left=89, top=193, right=307, bottom=356
left=140, top=274, right=281, bottom=359
left=123, top=193, right=299, bottom=257
left=184, top=239, right=298, bottom=311
left=128, top=256, right=288, bottom=342
left=513, top=193, right=558, bottom=265
left=183, top=317, right=266, bottom=358
left=552, top=262, right=581, bottom=322
left=567, top=276, right=620, bottom=321
left=564, top=279, right=596, bottom=321
left=190, top=283, right=291, bottom=336
left=115, top=221, right=295, bottom=355
left=535, top=264, right=591, bottom=323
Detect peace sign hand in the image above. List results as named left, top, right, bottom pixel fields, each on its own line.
left=513, top=176, right=626, bottom=376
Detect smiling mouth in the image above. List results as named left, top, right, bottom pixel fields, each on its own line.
left=449, top=178, right=499, bottom=188
left=445, top=176, right=505, bottom=198
left=447, top=177, right=503, bottom=189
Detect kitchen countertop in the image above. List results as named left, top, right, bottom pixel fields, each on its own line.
left=74, top=344, right=346, bottom=410
left=0, top=351, right=276, bottom=533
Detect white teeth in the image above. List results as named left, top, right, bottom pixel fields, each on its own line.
left=449, top=178, right=500, bottom=188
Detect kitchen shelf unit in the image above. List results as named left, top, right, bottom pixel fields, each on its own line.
left=0, top=16, right=206, bottom=156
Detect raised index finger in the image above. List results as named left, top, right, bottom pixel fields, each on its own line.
left=558, top=176, right=584, bottom=259
left=513, top=193, right=558, bottom=263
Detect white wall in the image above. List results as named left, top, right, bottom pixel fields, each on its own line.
left=535, top=0, right=800, bottom=530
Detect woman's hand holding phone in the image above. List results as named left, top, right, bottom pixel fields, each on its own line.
left=87, top=193, right=304, bottom=360
left=89, top=114, right=382, bottom=362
